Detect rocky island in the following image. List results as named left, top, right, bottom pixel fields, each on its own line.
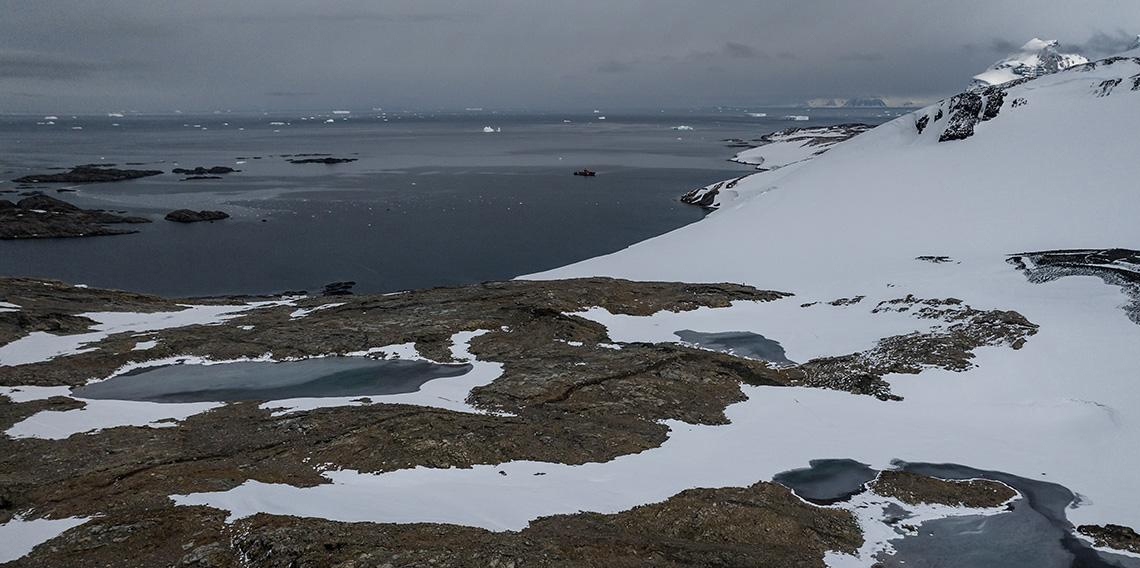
left=164, top=210, right=230, bottom=223
left=0, top=195, right=149, bottom=239
left=12, top=165, right=163, bottom=184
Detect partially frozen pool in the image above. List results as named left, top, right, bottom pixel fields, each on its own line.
left=72, top=358, right=473, bottom=403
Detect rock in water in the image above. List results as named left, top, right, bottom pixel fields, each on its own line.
left=164, top=209, right=230, bottom=223
left=12, top=165, right=163, bottom=184
left=1, top=195, right=150, bottom=239
left=287, top=157, right=357, bottom=164
left=171, top=166, right=238, bottom=175
left=322, top=281, right=357, bottom=296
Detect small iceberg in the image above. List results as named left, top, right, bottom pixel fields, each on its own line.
left=43, top=115, right=59, bottom=120
left=107, top=112, right=124, bottom=118
left=746, top=112, right=767, bottom=118
left=324, top=119, right=335, bottom=123
left=332, top=110, right=351, bottom=115
left=672, top=125, right=694, bottom=131
left=482, top=126, right=501, bottom=133
left=783, top=115, right=810, bottom=121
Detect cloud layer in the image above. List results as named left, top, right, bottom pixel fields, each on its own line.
left=1, top=0, right=1137, bottom=112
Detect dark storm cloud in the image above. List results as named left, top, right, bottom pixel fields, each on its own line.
left=0, top=0, right=1138, bottom=112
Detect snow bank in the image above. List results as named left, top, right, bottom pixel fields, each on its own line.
left=0, top=516, right=89, bottom=563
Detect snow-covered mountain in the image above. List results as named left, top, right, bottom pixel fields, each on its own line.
left=971, top=38, right=1088, bottom=88
left=529, top=49, right=1140, bottom=557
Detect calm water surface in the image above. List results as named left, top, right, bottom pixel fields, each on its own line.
left=0, top=109, right=897, bottom=295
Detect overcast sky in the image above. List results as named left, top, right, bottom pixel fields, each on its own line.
left=2, top=0, right=1138, bottom=113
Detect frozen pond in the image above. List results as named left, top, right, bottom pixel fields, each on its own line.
left=774, top=459, right=1140, bottom=568
left=674, top=329, right=794, bottom=365
left=72, top=358, right=474, bottom=403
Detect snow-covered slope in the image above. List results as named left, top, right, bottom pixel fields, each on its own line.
left=526, top=52, right=1140, bottom=537
left=732, top=124, right=873, bottom=170
left=682, top=124, right=872, bottom=208
left=971, top=38, right=1088, bottom=88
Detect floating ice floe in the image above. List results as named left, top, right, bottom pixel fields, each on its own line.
left=672, top=125, right=694, bottom=131
left=783, top=115, right=810, bottom=121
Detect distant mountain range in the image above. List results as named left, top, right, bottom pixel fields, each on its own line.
left=801, top=97, right=892, bottom=108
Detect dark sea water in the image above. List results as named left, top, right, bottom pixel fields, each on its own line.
left=0, top=109, right=897, bottom=296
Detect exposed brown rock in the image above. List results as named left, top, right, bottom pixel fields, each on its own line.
left=870, top=470, right=1017, bottom=508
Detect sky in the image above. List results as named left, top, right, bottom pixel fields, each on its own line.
left=1, top=0, right=1138, bottom=113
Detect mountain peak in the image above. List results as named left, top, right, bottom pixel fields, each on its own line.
left=971, top=38, right=1088, bottom=88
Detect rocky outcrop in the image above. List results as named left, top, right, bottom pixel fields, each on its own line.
left=287, top=157, right=357, bottom=164
left=163, top=209, right=229, bottom=223
left=0, top=195, right=150, bottom=239
left=870, top=470, right=1017, bottom=508
left=321, top=281, right=356, bottom=296
left=937, top=84, right=1011, bottom=142
left=12, top=165, right=163, bottom=184
left=171, top=166, right=238, bottom=176
left=680, top=175, right=753, bottom=208
left=1009, top=248, right=1140, bottom=324
left=1078, top=524, right=1140, bottom=554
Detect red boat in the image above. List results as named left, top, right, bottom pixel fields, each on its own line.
left=573, top=169, right=596, bottom=177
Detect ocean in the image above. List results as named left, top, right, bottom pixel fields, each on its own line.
left=0, top=108, right=897, bottom=296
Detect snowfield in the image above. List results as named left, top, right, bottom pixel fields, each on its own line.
left=169, top=51, right=1140, bottom=561
left=527, top=54, right=1140, bottom=534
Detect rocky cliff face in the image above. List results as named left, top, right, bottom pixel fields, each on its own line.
left=916, top=54, right=1140, bottom=143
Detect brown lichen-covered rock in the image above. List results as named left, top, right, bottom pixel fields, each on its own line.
left=1077, top=524, right=1140, bottom=554
left=870, top=470, right=1017, bottom=508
